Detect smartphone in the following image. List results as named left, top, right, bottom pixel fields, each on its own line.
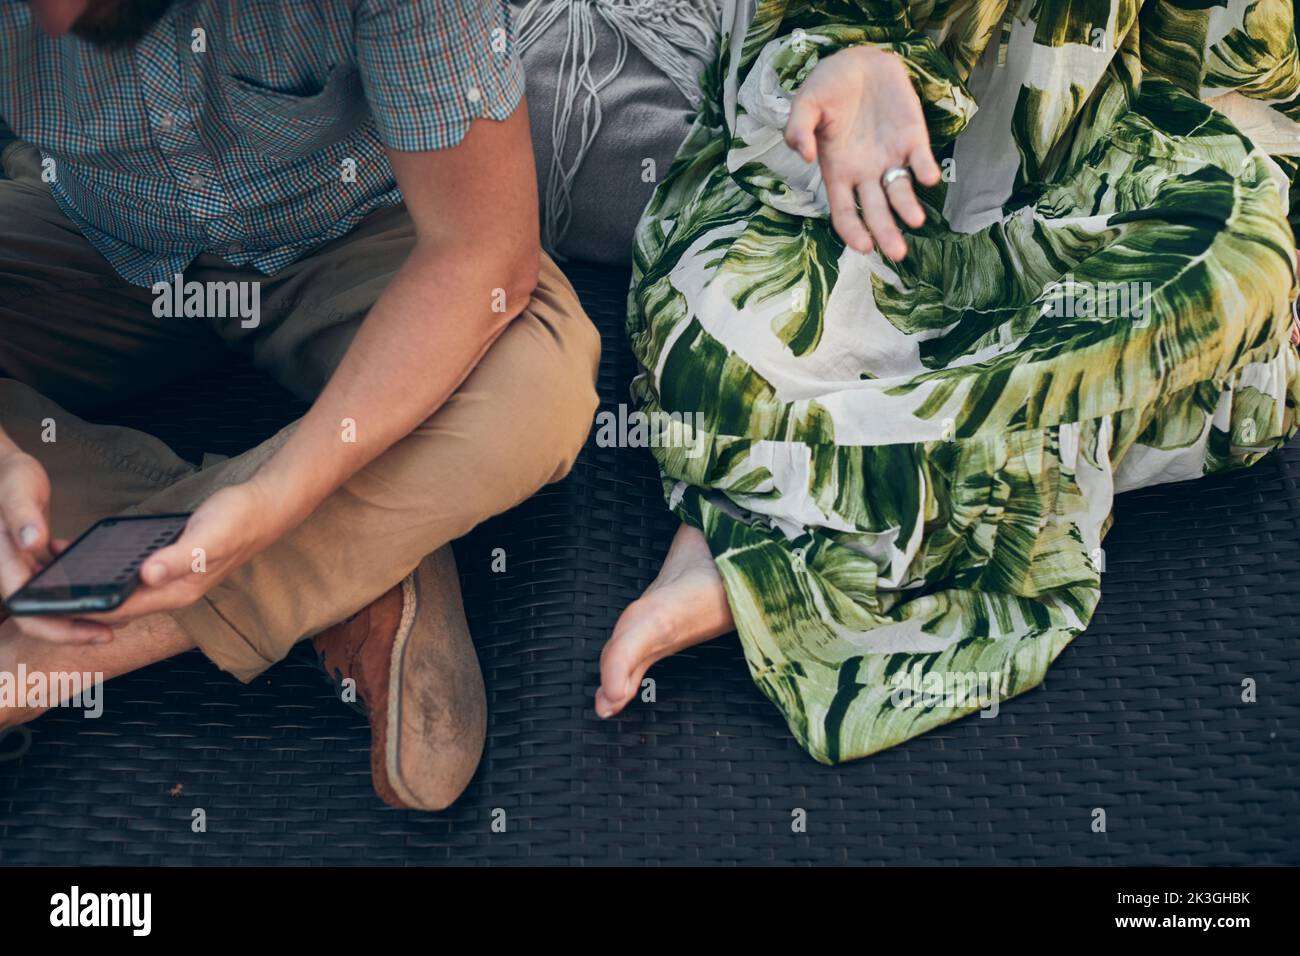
left=4, top=513, right=191, bottom=616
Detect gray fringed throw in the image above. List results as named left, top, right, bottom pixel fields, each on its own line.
left=513, top=0, right=721, bottom=254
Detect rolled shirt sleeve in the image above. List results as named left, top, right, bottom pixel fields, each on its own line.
left=353, top=0, right=525, bottom=152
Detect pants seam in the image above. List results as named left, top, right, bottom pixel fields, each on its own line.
left=200, top=594, right=264, bottom=657
left=62, top=427, right=189, bottom=488
left=174, top=594, right=276, bottom=684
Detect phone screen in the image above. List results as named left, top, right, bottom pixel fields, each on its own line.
left=17, top=514, right=190, bottom=603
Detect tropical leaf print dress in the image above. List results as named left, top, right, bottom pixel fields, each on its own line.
left=626, top=0, right=1300, bottom=763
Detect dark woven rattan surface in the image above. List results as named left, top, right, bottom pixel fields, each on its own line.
left=1, top=262, right=1297, bottom=865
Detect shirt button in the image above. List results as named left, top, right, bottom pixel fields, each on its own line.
left=188, top=174, right=206, bottom=191
left=466, top=85, right=481, bottom=104
left=158, top=112, right=175, bottom=133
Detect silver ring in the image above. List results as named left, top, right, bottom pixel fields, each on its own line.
left=881, top=165, right=912, bottom=189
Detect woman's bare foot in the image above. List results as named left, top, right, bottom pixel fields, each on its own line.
left=595, top=522, right=734, bottom=718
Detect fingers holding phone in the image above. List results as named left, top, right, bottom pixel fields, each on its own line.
left=0, top=445, right=53, bottom=566
left=0, top=446, right=129, bottom=645
left=76, top=482, right=277, bottom=625
left=5, top=514, right=191, bottom=636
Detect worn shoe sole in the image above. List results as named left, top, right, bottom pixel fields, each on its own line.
left=372, top=546, right=486, bottom=811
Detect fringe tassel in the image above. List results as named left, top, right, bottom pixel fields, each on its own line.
left=515, top=0, right=721, bottom=255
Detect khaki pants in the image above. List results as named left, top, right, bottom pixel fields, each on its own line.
left=0, top=141, right=600, bottom=681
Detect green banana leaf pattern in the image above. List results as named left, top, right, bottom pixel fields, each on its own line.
left=626, top=0, right=1300, bottom=763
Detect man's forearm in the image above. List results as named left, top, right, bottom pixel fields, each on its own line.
left=248, top=239, right=539, bottom=534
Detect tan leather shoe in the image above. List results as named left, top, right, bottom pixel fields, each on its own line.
left=313, top=545, right=486, bottom=811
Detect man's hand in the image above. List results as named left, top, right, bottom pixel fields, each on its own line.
left=0, top=441, right=112, bottom=644
left=0, top=435, right=280, bottom=642
left=784, top=45, right=941, bottom=260
left=79, top=481, right=279, bottom=626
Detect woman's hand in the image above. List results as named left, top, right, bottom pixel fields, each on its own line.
left=784, top=45, right=941, bottom=260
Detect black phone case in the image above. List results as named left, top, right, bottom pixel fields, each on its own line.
left=4, top=513, right=191, bottom=616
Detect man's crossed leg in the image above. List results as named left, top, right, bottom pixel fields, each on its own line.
left=0, top=141, right=601, bottom=808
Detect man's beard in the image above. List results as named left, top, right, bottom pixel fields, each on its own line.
left=69, top=0, right=176, bottom=49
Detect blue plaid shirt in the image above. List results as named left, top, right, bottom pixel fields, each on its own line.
left=0, top=0, right=524, bottom=287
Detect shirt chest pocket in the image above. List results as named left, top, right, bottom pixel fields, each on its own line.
left=221, top=64, right=368, bottom=162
